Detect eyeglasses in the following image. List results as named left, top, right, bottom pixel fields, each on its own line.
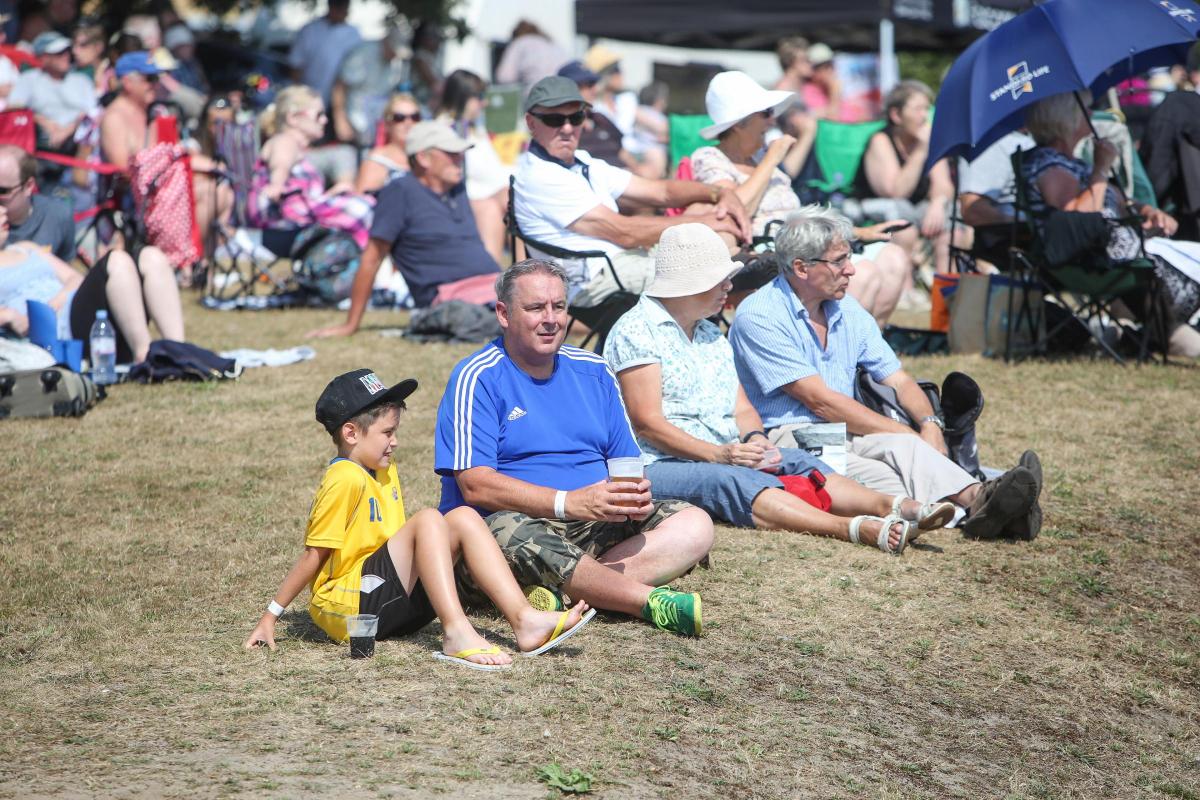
left=0, top=182, right=25, bottom=196
left=530, top=110, right=588, bottom=128
left=809, top=251, right=852, bottom=272
left=390, top=112, right=421, bottom=123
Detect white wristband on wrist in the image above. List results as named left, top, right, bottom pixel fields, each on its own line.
left=554, top=490, right=568, bottom=520
left=267, top=600, right=286, bottom=618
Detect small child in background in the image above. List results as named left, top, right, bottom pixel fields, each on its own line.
left=244, top=369, right=594, bottom=670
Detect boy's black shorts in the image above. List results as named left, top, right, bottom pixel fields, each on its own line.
left=358, top=542, right=436, bottom=639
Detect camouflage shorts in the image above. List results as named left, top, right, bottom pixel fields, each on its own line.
left=455, top=500, right=693, bottom=605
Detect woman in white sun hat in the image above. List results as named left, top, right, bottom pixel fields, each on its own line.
left=603, top=223, right=954, bottom=555
left=689, top=71, right=910, bottom=325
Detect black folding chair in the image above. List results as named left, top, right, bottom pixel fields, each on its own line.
left=1002, top=146, right=1168, bottom=364
left=505, top=175, right=638, bottom=352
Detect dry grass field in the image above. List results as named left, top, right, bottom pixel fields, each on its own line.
left=2, top=294, right=1198, bottom=799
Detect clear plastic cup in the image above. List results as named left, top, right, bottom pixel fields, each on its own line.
left=606, top=457, right=644, bottom=508
left=346, top=614, right=378, bottom=658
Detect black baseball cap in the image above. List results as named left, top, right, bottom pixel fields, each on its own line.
left=315, top=369, right=418, bottom=432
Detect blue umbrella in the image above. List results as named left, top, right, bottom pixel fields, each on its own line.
left=928, top=0, right=1200, bottom=166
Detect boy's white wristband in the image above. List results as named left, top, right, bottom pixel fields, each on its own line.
left=267, top=601, right=286, bottom=618
left=554, top=490, right=568, bottom=520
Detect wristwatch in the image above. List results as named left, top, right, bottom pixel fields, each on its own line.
left=919, top=415, right=945, bottom=431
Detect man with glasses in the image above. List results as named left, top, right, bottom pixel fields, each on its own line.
left=307, top=121, right=500, bottom=338
left=730, top=206, right=1045, bottom=540
left=513, top=75, right=751, bottom=307
left=0, top=145, right=74, bottom=262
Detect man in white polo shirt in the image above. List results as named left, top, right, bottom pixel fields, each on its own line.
left=513, top=76, right=750, bottom=306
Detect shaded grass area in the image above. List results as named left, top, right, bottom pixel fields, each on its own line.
left=2, top=294, right=1198, bottom=798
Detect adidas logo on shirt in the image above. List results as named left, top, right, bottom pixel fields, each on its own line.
left=507, top=406, right=527, bottom=421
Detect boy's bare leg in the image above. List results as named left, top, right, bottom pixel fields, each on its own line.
left=443, top=507, right=589, bottom=653
left=387, top=508, right=510, bottom=666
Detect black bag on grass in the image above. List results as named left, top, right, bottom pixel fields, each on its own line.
left=854, top=368, right=985, bottom=481
left=128, top=340, right=240, bottom=383
left=0, top=367, right=102, bottom=419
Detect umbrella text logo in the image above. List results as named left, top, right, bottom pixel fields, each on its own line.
left=990, top=61, right=1051, bottom=102
left=1158, top=1, right=1197, bottom=22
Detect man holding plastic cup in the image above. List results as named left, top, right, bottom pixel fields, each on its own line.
left=433, top=259, right=712, bottom=637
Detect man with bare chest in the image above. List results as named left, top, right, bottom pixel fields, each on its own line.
left=100, top=52, right=159, bottom=169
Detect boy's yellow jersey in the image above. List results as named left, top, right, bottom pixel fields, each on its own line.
left=304, top=458, right=406, bottom=641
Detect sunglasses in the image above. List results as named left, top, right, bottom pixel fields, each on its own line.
left=530, top=110, right=588, bottom=128
left=0, top=182, right=25, bottom=196
left=390, top=112, right=421, bottom=123
left=211, top=97, right=231, bottom=110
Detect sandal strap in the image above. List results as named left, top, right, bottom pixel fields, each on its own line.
left=877, top=514, right=910, bottom=554
left=848, top=515, right=868, bottom=545
left=891, top=496, right=907, bottom=517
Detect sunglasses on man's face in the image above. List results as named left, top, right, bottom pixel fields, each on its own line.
left=0, top=182, right=25, bottom=196
left=390, top=112, right=421, bottom=123
left=530, top=110, right=588, bottom=128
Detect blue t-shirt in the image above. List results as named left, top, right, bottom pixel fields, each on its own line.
left=434, top=339, right=642, bottom=514
left=369, top=174, right=500, bottom=307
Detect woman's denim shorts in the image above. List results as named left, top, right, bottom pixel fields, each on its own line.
left=646, top=447, right=828, bottom=528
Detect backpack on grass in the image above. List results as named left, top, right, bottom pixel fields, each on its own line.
left=0, top=367, right=102, bottom=420
left=291, top=227, right=361, bottom=306
left=854, top=368, right=986, bottom=481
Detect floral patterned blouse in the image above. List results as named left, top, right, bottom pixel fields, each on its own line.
left=604, top=295, right=740, bottom=464
left=690, top=145, right=799, bottom=238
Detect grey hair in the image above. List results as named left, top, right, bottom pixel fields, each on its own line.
left=774, top=205, right=854, bottom=275
left=494, top=258, right=569, bottom=305
left=1024, top=91, right=1090, bottom=146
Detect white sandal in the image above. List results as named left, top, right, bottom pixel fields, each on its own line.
left=892, top=496, right=956, bottom=531
left=849, top=514, right=912, bottom=555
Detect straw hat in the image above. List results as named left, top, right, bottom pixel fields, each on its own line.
left=646, top=224, right=741, bottom=299
left=700, top=71, right=796, bottom=140
left=583, top=44, right=621, bottom=75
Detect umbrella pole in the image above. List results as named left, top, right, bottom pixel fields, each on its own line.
left=1073, top=89, right=1127, bottom=195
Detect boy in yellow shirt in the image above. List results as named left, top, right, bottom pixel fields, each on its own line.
left=245, top=369, right=594, bottom=669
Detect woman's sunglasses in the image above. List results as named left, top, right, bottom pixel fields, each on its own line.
left=390, top=112, right=421, bottom=123
left=530, top=110, right=588, bottom=128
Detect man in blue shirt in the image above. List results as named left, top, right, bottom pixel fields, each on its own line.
left=308, top=121, right=501, bottom=338
left=731, top=206, right=1043, bottom=540
left=433, top=259, right=712, bottom=636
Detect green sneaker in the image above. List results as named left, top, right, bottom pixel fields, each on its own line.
left=523, top=585, right=564, bottom=612
left=642, top=586, right=703, bottom=637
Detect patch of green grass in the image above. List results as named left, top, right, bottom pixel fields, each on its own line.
left=1076, top=573, right=1110, bottom=597
left=536, top=763, right=594, bottom=794
left=1156, top=783, right=1200, bottom=800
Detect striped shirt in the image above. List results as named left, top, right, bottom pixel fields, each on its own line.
left=434, top=338, right=641, bottom=513
left=729, top=275, right=901, bottom=428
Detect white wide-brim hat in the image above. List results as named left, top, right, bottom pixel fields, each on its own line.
left=700, top=70, right=797, bottom=140
left=646, top=223, right=742, bottom=299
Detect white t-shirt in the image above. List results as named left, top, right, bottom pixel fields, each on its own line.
left=10, top=70, right=96, bottom=126
left=958, top=130, right=1036, bottom=214
left=513, top=147, right=633, bottom=271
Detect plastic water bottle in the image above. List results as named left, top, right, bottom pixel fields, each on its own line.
left=89, top=310, right=116, bottom=385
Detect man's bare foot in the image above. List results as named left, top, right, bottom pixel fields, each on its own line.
left=513, top=601, right=590, bottom=653
left=441, top=621, right=512, bottom=667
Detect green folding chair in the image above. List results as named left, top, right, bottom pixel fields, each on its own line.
left=805, top=119, right=885, bottom=198
left=668, top=114, right=714, bottom=172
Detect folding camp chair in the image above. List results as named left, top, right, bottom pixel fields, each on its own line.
left=795, top=119, right=885, bottom=205
left=667, top=113, right=714, bottom=172
left=998, top=146, right=1168, bottom=364
left=505, top=175, right=638, bottom=353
